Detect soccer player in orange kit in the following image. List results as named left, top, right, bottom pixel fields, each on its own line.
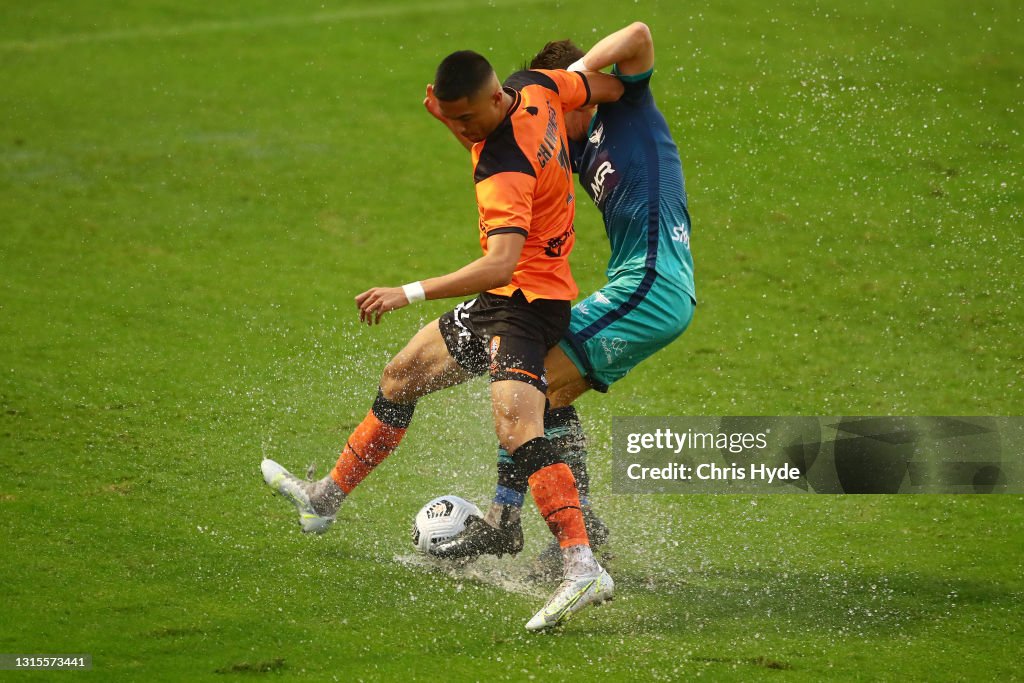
left=262, top=50, right=623, bottom=631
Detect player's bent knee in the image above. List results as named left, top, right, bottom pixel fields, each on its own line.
left=379, top=357, right=420, bottom=403
left=490, top=381, right=546, bottom=452
left=380, top=330, right=467, bottom=404
left=496, top=421, right=544, bottom=454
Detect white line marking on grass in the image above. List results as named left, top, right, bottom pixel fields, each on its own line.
left=0, top=0, right=552, bottom=51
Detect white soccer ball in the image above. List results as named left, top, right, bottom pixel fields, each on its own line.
left=412, top=495, right=482, bottom=554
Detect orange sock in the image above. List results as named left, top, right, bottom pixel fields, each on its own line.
left=330, top=410, right=407, bottom=494
left=528, top=462, right=589, bottom=548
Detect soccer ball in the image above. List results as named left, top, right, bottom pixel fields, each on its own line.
left=412, top=495, right=482, bottom=554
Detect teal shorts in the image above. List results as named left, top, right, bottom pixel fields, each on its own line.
left=559, top=269, right=695, bottom=392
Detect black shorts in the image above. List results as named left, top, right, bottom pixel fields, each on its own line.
left=438, top=290, right=570, bottom=393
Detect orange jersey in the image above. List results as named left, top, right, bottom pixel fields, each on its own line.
left=472, top=69, right=591, bottom=302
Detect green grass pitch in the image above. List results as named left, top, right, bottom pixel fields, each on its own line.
left=1, top=1, right=1021, bottom=680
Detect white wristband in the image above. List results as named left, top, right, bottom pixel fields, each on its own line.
left=567, top=58, right=588, bottom=73
left=402, top=281, right=426, bottom=304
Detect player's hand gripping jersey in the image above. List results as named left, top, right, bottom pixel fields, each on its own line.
left=472, top=69, right=592, bottom=302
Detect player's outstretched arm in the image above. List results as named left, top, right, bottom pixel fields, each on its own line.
left=355, top=233, right=525, bottom=325
left=576, top=21, right=654, bottom=76
left=423, top=84, right=474, bottom=151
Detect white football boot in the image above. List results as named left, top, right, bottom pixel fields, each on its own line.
left=525, top=568, right=614, bottom=632
left=260, top=459, right=336, bottom=534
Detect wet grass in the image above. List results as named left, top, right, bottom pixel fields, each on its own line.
left=1, top=0, right=1022, bottom=680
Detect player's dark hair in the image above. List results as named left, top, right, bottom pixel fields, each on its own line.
left=527, top=39, right=585, bottom=70
left=434, top=50, right=495, bottom=101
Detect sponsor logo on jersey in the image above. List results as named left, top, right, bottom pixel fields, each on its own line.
left=544, top=224, right=575, bottom=257
left=581, top=149, right=620, bottom=210
left=671, top=224, right=690, bottom=247
left=590, top=161, right=616, bottom=204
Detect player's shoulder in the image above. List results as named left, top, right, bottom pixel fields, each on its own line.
left=474, top=116, right=535, bottom=183
left=503, top=69, right=560, bottom=93
left=504, top=68, right=587, bottom=98
left=609, top=65, right=655, bottom=105
left=614, top=63, right=655, bottom=83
